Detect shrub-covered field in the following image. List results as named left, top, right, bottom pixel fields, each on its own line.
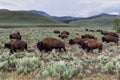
left=0, top=27, right=120, bottom=80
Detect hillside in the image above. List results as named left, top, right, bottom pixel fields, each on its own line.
left=69, top=13, right=118, bottom=28
left=0, top=9, right=64, bottom=26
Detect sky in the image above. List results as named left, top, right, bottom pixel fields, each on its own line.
left=0, top=0, right=120, bottom=17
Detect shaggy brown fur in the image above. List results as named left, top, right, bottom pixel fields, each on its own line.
left=81, top=34, right=97, bottom=40
left=80, top=39, right=102, bottom=53
left=4, top=39, right=27, bottom=53
left=69, top=38, right=81, bottom=45
left=37, top=37, right=66, bottom=52
left=102, top=34, right=119, bottom=45
left=9, top=32, right=21, bottom=40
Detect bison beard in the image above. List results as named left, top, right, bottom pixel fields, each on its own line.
left=4, top=39, right=27, bottom=53
left=37, top=37, right=66, bottom=52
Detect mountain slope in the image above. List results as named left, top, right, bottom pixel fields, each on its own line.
left=29, top=10, right=82, bottom=23
left=0, top=10, right=64, bottom=25
left=69, top=13, right=118, bottom=27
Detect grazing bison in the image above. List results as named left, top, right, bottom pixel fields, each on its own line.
left=59, top=31, right=70, bottom=39
left=69, top=38, right=81, bottom=45
left=81, top=34, right=97, bottom=40
left=102, top=35, right=119, bottom=45
left=97, top=30, right=119, bottom=38
left=53, top=30, right=60, bottom=34
left=37, top=37, right=66, bottom=52
left=4, top=39, right=27, bottom=53
left=61, top=31, right=70, bottom=35
left=10, top=32, right=21, bottom=40
left=59, top=33, right=68, bottom=39
left=80, top=39, right=102, bottom=53
left=107, top=32, right=118, bottom=38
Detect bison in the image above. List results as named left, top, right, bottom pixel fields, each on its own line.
left=59, top=31, right=70, bottom=39
left=10, top=32, right=21, bottom=40
left=69, top=38, right=81, bottom=45
left=53, top=30, right=60, bottom=34
left=4, top=39, right=27, bottom=53
left=97, top=30, right=119, bottom=38
left=59, top=33, right=68, bottom=39
left=102, top=34, right=119, bottom=45
left=37, top=37, right=66, bottom=52
left=81, top=34, right=97, bottom=40
left=61, top=31, right=70, bottom=35
left=80, top=39, right=102, bottom=53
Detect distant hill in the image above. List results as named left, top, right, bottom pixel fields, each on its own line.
left=0, top=9, right=64, bottom=26
left=69, top=13, right=118, bottom=28
left=52, top=16, right=83, bottom=23
left=30, top=10, right=50, bottom=18
left=29, top=10, right=82, bottom=23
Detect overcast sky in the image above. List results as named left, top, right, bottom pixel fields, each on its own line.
left=0, top=0, right=120, bottom=17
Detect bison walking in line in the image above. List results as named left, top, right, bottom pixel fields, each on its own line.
left=80, top=39, right=102, bottom=53
left=53, top=30, right=60, bottom=34
left=37, top=37, right=66, bottom=52
left=59, top=31, right=70, bottom=39
left=81, top=34, right=97, bottom=40
left=4, top=39, right=27, bottom=53
left=69, top=38, right=82, bottom=45
left=10, top=32, right=21, bottom=40
left=102, top=34, right=119, bottom=45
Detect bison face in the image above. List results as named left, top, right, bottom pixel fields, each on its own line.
left=4, top=43, right=11, bottom=49
left=37, top=41, right=43, bottom=51
left=69, top=39, right=74, bottom=45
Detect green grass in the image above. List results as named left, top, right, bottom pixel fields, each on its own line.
left=69, top=17, right=115, bottom=28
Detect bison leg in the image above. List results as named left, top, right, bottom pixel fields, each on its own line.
left=10, top=49, right=14, bottom=54
left=98, top=47, right=102, bottom=53
left=63, top=47, right=66, bottom=52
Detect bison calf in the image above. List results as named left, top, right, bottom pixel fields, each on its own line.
left=37, top=37, right=66, bottom=52
left=4, top=39, right=27, bottom=53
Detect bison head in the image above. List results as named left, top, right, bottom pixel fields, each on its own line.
left=37, top=41, right=43, bottom=51
left=69, top=39, right=74, bottom=45
left=4, top=43, right=11, bottom=49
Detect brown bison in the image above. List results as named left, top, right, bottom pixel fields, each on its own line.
left=59, top=33, right=68, bottom=39
left=4, top=39, right=27, bottom=53
left=53, top=30, right=60, bottom=34
left=80, top=39, right=102, bottom=53
left=37, top=37, right=66, bottom=52
left=97, top=30, right=119, bottom=38
left=102, top=35, right=119, bottom=45
left=61, top=31, right=70, bottom=35
left=81, top=34, right=97, bottom=40
left=10, top=32, right=21, bottom=40
left=69, top=38, right=81, bottom=45
left=59, top=31, right=70, bottom=39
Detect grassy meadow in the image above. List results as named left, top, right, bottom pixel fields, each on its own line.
left=0, top=27, right=119, bottom=80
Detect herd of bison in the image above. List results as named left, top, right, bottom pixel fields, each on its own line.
left=4, top=29, right=119, bottom=54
